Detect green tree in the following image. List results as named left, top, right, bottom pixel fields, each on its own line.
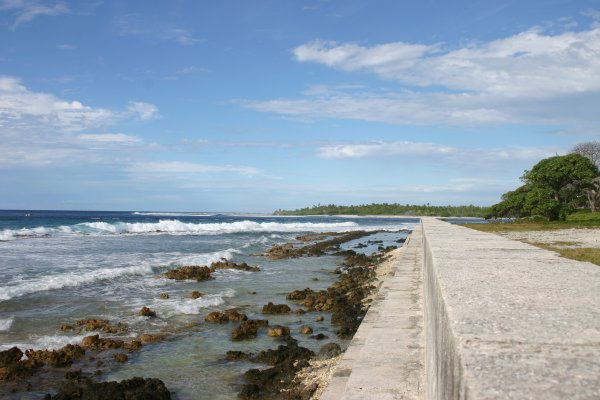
left=489, top=154, right=600, bottom=220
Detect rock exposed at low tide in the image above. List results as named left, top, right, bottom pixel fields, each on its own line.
left=232, top=319, right=268, bottom=341
left=261, top=302, right=291, bottom=314
left=163, top=265, right=213, bottom=281
left=204, top=309, right=248, bottom=323
left=45, top=374, right=171, bottom=400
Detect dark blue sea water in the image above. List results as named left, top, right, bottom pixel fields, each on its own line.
left=0, top=210, right=416, bottom=399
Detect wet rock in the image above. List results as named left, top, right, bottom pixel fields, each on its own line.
left=81, top=335, right=124, bottom=350
left=25, top=344, right=85, bottom=368
left=159, top=293, right=170, bottom=299
left=163, top=265, right=213, bottom=281
left=204, top=309, right=248, bottom=323
left=315, top=316, right=324, bottom=322
left=59, top=319, right=128, bottom=335
left=232, top=319, right=268, bottom=341
left=123, top=340, right=142, bottom=352
left=225, top=351, right=251, bottom=361
left=299, top=326, right=313, bottom=335
left=113, top=353, right=128, bottom=363
left=310, top=333, right=329, bottom=340
left=265, top=243, right=296, bottom=260
left=0, top=347, right=23, bottom=367
left=138, top=307, right=156, bottom=318
left=209, top=260, right=260, bottom=272
left=237, top=337, right=314, bottom=399
left=47, top=375, right=171, bottom=400
left=294, top=308, right=306, bottom=315
left=261, top=302, right=291, bottom=314
left=190, top=291, right=203, bottom=299
left=266, top=325, right=290, bottom=337
left=286, top=288, right=314, bottom=300
left=138, top=334, right=165, bottom=344
left=317, top=342, right=342, bottom=360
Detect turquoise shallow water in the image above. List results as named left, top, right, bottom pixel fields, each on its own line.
left=0, top=210, right=415, bottom=399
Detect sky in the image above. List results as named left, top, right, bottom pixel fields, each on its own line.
left=1, top=0, right=600, bottom=212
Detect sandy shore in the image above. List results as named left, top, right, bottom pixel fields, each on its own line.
left=495, top=228, right=600, bottom=248
left=293, top=245, right=406, bottom=399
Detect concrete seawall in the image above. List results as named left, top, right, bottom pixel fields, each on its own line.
left=321, top=218, right=600, bottom=399
left=422, top=217, right=600, bottom=399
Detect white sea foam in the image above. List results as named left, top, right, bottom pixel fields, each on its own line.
left=0, top=220, right=364, bottom=241
left=133, top=212, right=214, bottom=217
left=80, top=220, right=361, bottom=235
left=0, top=333, right=91, bottom=352
left=0, top=264, right=154, bottom=301
left=156, top=289, right=235, bottom=316
left=174, top=248, right=241, bottom=266
left=0, top=317, right=14, bottom=332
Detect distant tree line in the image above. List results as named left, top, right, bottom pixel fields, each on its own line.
left=274, top=203, right=489, bottom=217
left=486, top=141, right=600, bottom=221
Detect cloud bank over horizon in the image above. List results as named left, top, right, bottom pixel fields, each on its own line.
left=1, top=1, right=598, bottom=211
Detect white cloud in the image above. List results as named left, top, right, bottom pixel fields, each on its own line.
left=127, top=101, right=160, bottom=120
left=77, top=133, right=142, bottom=144
left=1, top=0, right=69, bottom=30
left=294, top=28, right=600, bottom=98
left=316, top=140, right=560, bottom=171
left=295, top=40, right=435, bottom=73
left=111, top=14, right=203, bottom=46
left=0, top=76, right=115, bottom=132
left=318, top=141, right=453, bottom=158
left=57, top=43, right=76, bottom=50
left=128, top=161, right=261, bottom=178
left=0, top=76, right=159, bottom=168
left=249, top=22, right=600, bottom=128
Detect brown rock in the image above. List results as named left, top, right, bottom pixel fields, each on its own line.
left=139, top=307, right=156, bottom=317
left=113, top=353, right=128, bottom=363
left=138, top=333, right=166, bottom=344
left=123, top=340, right=142, bottom=352
left=205, top=309, right=248, bottom=323
left=210, top=260, right=260, bottom=272
left=163, top=265, right=213, bottom=281
left=265, top=243, right=296, bottom=259
left=299, top=326, right=313, bottom=335
left=190, top=291, right=203, bottom=299
left=0, top=347, right=23, bottom=368
left=159, top=293, right=170, bottom=299
left=24, top=344, right=85, bottom=368
left=46, top=376, right=171, bottom=400
left=261, top=302, right=291, bottom=314
left=232, top=319, right=268, bottom=341
left=286, top=288, right=314, bottom=300
left=81, top=335, right=124, bottom=350
left=267, top=325, right=290, bottom=337
left=315, top=315, right=324, bottom=322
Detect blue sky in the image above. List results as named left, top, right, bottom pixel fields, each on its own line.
left=1, top=0, right=600, bottom=212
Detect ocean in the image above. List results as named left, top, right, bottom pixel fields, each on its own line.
left=0, top=210, right=416, bottom=399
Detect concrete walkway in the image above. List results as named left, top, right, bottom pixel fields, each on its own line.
left=321, top=224, right=425, bottom=400
left=421, top=217, right=600, bottom=400
left=320, top=218, right=600, bottom=399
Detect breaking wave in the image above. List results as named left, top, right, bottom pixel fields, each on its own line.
left=0, top=220, right=361, bottom=241
left=0, top=317, right=14, bottom=332
left=0, top=264, right=154, bottom=301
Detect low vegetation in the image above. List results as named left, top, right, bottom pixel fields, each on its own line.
left=486, top=142, right=600, bottom=221
left=274, top=203, right=488, bottom=217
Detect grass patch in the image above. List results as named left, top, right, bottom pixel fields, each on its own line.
left=525, top=242, right=600, bottom=267
left=462, top=211, right=600, bottom=232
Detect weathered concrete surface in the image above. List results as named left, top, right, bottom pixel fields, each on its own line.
left=321, top=224, right=425, bottom=400
left=422, top=217, right=600, bottom=400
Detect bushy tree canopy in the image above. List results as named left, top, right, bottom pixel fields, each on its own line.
left=488, top=154, right=599, bottom=220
